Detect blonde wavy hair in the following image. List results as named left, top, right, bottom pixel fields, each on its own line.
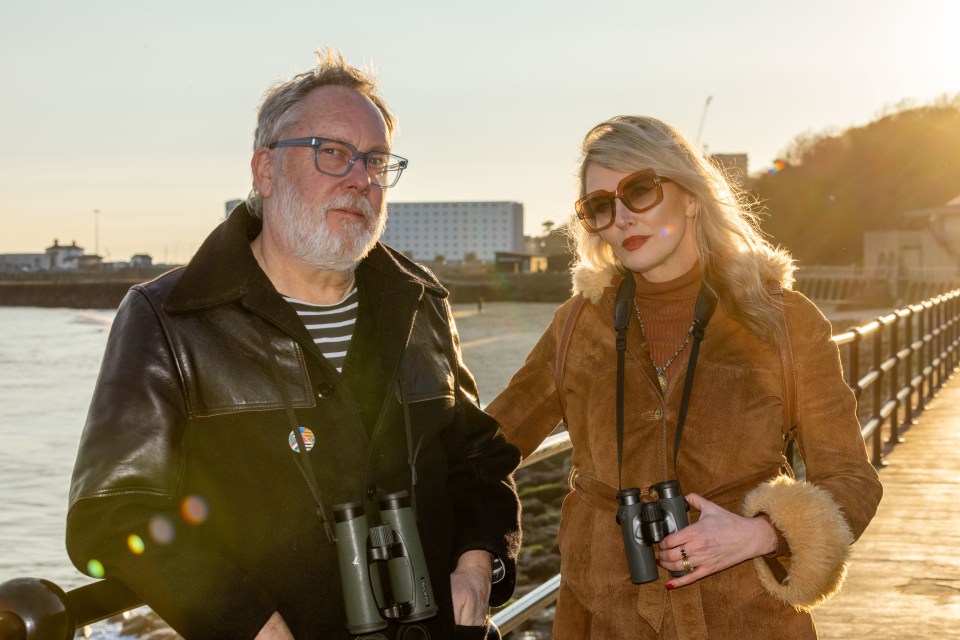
left=570, top=115, right=795, bottom=342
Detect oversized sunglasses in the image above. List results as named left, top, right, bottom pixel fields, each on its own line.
left=575, top=170, right=672, bottom=232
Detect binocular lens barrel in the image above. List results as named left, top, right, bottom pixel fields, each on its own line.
left=378, top=492, right=437, bottom=622
left=333, top=502, right=387, bottom=634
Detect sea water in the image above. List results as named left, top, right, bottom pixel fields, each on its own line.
left=0, top=307, right=114, bottom=591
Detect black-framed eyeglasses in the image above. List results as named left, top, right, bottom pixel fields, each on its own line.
left=268, top=136, right=408, bottom=188
left=575, top=169, right=673, bottom=232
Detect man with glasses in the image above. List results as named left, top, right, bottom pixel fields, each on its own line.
left=66, top=49, right=520, bottom=640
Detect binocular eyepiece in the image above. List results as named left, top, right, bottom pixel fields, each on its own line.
left=616, top=480, right=690, bottom=584
left=333, top=490, right=437, bottom=635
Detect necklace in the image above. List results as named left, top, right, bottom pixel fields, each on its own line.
left=635, top=301, right=694, bottom=393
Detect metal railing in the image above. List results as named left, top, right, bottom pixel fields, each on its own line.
left=490, top=288, right=960, bottom=637
left=2, top=290, right=959, bottom=640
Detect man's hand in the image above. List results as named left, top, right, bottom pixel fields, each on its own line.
left=254, top=611, right=295, bottom=640
left=450, top=550, right=493, bottom=626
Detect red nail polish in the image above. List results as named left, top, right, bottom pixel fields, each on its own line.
left=666, top=583, right=675, bottom=590
left=656, top=559, right=662, bottom=567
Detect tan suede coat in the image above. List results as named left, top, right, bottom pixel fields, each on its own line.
left=487, top=271, right=882, bottom=639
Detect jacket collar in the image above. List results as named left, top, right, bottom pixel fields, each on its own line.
left=164, top=202, right=448, bottom=314
left=572, top=262, right=621, bottom=304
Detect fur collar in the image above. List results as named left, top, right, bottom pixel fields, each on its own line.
left=571, top=263, right=620, bottom=304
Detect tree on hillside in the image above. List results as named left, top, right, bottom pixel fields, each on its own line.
left=750, top=95, right=960, bottom=265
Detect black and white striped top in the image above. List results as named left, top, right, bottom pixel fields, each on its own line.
left=284, top=288, right=359, bottom=373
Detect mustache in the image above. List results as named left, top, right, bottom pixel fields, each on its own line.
left=319, top=193, right=377, bottom=222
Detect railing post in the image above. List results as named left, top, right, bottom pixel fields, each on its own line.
left=889, top=312, right=902, bottom=444
left=903, top=309, right=916, bottom=428
left=933, top=297, right=944, bottom=390
left=923, top=301, right=934, bottom=404
left=951, top=292, right=960, bottom=371
left=871, top=326, right=883, bottom=466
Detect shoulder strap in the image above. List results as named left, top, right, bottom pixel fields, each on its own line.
left=769, top=284, right=799, bottom=467
left=555, top=294, right=588, bottom=426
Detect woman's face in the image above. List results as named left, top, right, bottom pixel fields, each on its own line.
left=586, top=163, right=699, bottom=282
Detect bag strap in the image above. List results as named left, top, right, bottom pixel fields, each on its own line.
left=555, top=294, right=588, bottom=426
left=769, top=283, right=799, bottom=474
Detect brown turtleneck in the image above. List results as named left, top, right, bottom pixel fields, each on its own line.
left=633, top=262, right=702, bottom=390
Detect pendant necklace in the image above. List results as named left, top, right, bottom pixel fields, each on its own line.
left=634, top=301, right=695, bottom=393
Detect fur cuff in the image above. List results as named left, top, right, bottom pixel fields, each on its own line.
left=741, top=475, right=854, bottom=612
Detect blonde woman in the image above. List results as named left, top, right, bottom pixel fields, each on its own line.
left=487, top=116, right=882, bottom=639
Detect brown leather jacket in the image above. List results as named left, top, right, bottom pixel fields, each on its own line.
left=487, top=270, right=882, bottom=639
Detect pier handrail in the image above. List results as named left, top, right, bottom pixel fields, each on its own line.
left=2, top=289, right=959, bottom=639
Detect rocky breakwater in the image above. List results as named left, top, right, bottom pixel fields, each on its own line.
left=0, top=269, right=171, bottom=309
left=0, top=279, right=140, bottom=309
left=497, top=449, right=571, bottom=639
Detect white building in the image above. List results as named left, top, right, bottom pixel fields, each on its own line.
left=44, top=239, right=84, bottom=270
left=382, top=201, right=524, bottom=262
left=863, top=195, right=960, bottom=275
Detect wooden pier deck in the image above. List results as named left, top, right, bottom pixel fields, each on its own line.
left=815, top=375, right=960, bottom=638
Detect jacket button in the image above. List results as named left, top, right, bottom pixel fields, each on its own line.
left=316, top=383, right=334, bottom=399
left=366, top=484, right=377, bottom=500
left=654, top=408, right=663, bottom=420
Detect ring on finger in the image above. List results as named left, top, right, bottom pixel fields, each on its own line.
left=680, top=545, right=691, bottom=572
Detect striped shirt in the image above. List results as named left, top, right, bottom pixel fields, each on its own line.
left=284, top=288, right=359, bottom=373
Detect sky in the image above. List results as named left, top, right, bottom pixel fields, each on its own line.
left=1, top=0, right=958, bottom=263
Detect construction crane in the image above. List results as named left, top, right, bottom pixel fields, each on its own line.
left=696, top=96, right=713, bottom=148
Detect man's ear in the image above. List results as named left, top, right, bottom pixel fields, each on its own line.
left=252, top=147, right=275, bottom=198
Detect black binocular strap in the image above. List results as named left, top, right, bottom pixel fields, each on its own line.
left=397, top=372, right=424, bottom=517
left=262, top=333, right=337, bottom=545
left=613, top=276, right=717, bottom=489
left=671, top=287, right=717, bottom=477
left=613, top=274, right=636, bottom=491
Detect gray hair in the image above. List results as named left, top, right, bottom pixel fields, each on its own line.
left=246, top=48, right=397, bottom=217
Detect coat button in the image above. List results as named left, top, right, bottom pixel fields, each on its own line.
left=653, top=407, right=663, bottom=420
left=366, top=484, right=377, bottom=500
left=316, top=383, right=334, bottom=399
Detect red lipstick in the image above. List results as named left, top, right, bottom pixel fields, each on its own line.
left=621, top=235, right=649, bottom=251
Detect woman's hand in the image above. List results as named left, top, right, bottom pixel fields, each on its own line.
left=450, top=550, right=493, bottom=625
left=657, top=493, right=777, bottom=589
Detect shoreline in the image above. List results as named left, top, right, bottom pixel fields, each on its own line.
left=0, top=272, right=575, bottom=308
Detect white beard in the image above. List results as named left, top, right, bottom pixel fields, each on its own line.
left=268, top=179, right=387, bottom=273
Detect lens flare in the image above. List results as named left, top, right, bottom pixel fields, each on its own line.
left=180, top=495, right=209, bottom=525
left=767, top=159, right=787, bottom=174
left=660, top=224, right=676, bottom=237
left=126, top=534, right=145, bottom=555
left=87, top=559, right=105, bottom=579
left=149, top=514, right=175, bottom=545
